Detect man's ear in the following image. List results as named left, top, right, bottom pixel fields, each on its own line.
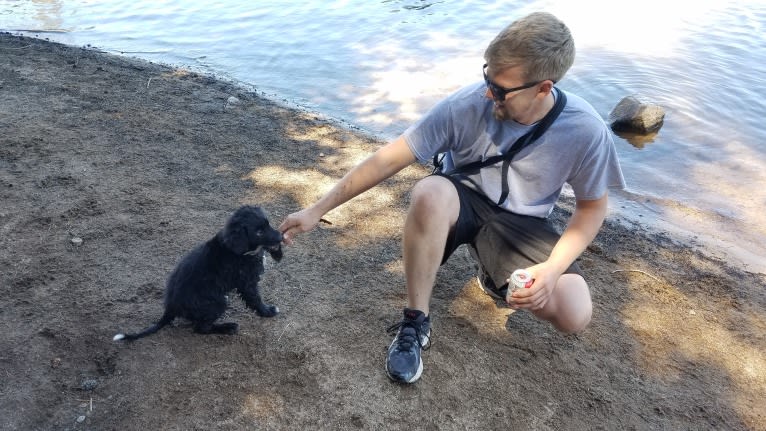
left=538, top=80, right=554, bottom=95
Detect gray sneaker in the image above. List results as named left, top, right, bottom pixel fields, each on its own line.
left=470, top=246, right=508, bottom=300
left=385, top=308, right=431, bottom=383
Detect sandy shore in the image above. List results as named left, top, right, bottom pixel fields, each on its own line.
left=1, top=33, right=764, bottom=430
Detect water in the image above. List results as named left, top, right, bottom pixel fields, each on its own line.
left=3, top=0, right=765, bottom=272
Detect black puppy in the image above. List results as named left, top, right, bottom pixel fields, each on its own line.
left=113, top=205, right=283, bottom=341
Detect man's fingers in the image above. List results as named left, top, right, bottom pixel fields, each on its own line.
left=277, top=220, right=291, bottom=233
left=279, top=225, right=296, bottom=246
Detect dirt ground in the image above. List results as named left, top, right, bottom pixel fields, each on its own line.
left=1, top=33, right=765, bottom=431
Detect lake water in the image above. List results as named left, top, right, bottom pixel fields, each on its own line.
left=3, top=0, right=765, bottom=272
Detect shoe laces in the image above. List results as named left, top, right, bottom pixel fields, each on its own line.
left=387, top=319, right=431, bottom=351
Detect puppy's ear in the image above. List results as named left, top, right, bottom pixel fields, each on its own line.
left=219, top=222, right=250, bottom=255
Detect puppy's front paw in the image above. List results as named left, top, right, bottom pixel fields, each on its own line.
left=220, top=322, right=239, bottom=335
left=256, top=304, right=279, bottom=317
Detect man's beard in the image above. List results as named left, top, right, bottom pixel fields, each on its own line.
left=492, top=103, right=508, bottom=121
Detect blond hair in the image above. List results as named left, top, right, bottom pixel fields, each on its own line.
left=484, top=12, right=575, bottom=83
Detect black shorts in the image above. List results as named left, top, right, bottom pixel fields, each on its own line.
left=437, top=173, right=583, bottom=290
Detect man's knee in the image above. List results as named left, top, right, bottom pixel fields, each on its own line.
left=554, top=300, right=592, bottom=334
left=411, top=175, right=455, bottom=204
left=408, top=176, right=459, bottom=222
left=542, top=274, right=592, bottom=334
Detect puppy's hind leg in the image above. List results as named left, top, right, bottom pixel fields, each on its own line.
left=193, top=320, right=239, bottom=335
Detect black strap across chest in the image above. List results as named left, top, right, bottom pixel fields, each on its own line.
left=433, top=89, right=567, bottom=205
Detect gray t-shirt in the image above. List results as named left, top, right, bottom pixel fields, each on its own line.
left=404, top=82, right=626, bottom=218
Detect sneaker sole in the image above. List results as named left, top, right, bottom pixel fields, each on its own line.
left=386, top=359, right=423, bottom=384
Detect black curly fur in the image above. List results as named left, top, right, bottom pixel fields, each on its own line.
left=113, top=205, right=283, bottom=341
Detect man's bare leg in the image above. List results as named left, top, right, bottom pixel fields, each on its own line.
left=402, top=176, right=461, bottom=316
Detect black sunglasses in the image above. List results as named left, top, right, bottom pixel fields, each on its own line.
left=482, top=63, right=544, bottom=102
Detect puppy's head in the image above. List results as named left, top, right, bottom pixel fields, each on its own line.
left=219, top=205, right=283, bottom=261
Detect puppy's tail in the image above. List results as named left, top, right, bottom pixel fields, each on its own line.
left=113, top=311, right=174, bottom=342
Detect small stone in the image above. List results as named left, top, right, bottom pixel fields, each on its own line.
left=81, top=378, right=98, bottom=391
left=77, top=415, right=86, bottom=423
left=226, top=96, right=240, bottom=105
left=319, top=152, right=325, bottom=157
left=586, top=243, right=603, bottom=255
left=608, top=95, right=665, bottom=134
left=71, top=237, right=83, bottom=246
left=689, top=310, right=697, bottom=315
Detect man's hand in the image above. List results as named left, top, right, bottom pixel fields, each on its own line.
left=278, top=207, right=324, bottom=246
left=505, top=262, right=562, bottom=311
